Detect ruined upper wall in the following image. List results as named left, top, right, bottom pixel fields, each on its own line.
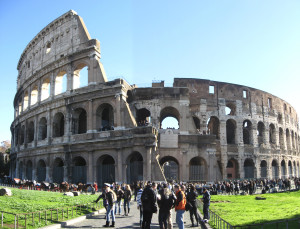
left=16, top=10, right=98, bottom=90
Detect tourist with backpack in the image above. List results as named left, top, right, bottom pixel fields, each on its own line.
left=103, top=183, right=117, bottom=227
left=141, top=181, right=157, bottom=229
left=174, top=184, right=186, bottom=229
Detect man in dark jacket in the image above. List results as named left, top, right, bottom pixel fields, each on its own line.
left=186, top=184, right=198, bottom=227
left=141, top=182, right=157, bottom=229
left=201, top=187, right=210, bottom=223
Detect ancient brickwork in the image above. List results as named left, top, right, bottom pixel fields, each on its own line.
left=10, top=11, right=300, bottom=184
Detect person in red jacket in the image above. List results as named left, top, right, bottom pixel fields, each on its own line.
left=174, top=184, right=186, bottom=229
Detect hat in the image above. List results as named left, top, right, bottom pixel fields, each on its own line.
left=104, top=183, right=111, bottom=187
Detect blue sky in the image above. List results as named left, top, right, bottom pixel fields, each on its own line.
left=1, top=0, right=300, bottom=141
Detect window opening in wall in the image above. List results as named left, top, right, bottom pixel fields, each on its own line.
left=226, top=119, right=236, bottom=144
left=23, top=92, right=29, bottom=110
left=53, top=113, right=64, bottom=137
left=207, top=116, right=220, bottom=138
left=257, top=122, right=265, bottom=145
left=55, top=72, right=67, bottom=95
left=209, top=85, right=215, bottom=94
left=73, top=108, right=87, bottom=134
left=27, top=121, right=34, bottom=143
left=286, top=129, right=291, bottom=150
left=193, top=116, right=200, bottom=132
left=136, top=108, right=151, bottom=126
left=38, top=117, right=47, bottom=140
left=284, top=104, right=287, bottom=111
left=27, top=61, right=30, bottom=68
left=243, top=120, right=252, bottom=144
left=74, top=65, right=88, bottom=89
left=160, top=106, right=180, bottom=129
left=18, top=100, right=22, bottom=115
left=46, top=42, right=51, bottom=54
left=269, top=124, right=276, bottom=144
left=31, top=86, right=38, bottom=105
left=161, top=117, right=179, bottom=129
left=268, top=98, right=272, bottom=109
left=243, top=90, right=247, bottom=98
left=41, top=78, right=51, bottom=101
left=289, top=107, right=291, bottom=113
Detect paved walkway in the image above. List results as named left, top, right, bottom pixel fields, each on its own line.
left=63, top=201, right=203, bottom=228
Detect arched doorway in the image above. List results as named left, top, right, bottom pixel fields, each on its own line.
left=244, top=159, right=255, bottom=179
left=97, top=155, right=115, bottom=187
left=96, top=103, right=114, bottom=131
left=281, top=160, right=286, bottom=178
left=260, top=160, right=267, bottom=178
left=72, top=156, right=87, bottom=184
left=272, top=160, right=279, bottom=178
left=207, top=116, right=220, bottom=138
left=226, top=159, right=239, bottom=179
left=53, top=158, right=64, bottom=183
left=127, top=152, right=143, bottom=184
left=26, top=160, right=33, bottom=180
left=72, top=108, right=87, bottom=134
left=288, top=161, right=292, bottom=177
left=189, top=157, right=207, bottom=181
left=160, top=156, right=179, bottom=181
left=37, top=160, right=46, bottom=182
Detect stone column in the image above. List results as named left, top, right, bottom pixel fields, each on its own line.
left=50, top=72, right=55, bottom=99
left=47, top=109, right=51, bottom=145
left=207, top=149, right=216, bottom=182
left=117, top=148, right=123, bottom=182
left=66, top=64, right=73, bottom=92
left=37, top=80, right=42, bottom=105
left=87, top=99, right=96, bottom=133
left=87, top=151, right=94, bottom=183
left=63, top=166, right=68, bottom=182
left=45, top=166, right=50, bottom=182
left=34, top=115, right=38, bottom=147
left=115, top=94, right=122, bottom=129
left=146, top=147, right=152, bottom=181
left=239, top=158, right=244, bottom=179
left=236, top=120, right=243, bottom=145
left=181, top=151, right=188, bottom=181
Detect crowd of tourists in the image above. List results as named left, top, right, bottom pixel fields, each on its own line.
left=95, top=181, right=210, bottom=228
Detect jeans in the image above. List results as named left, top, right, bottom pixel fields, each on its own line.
left=114, top=200, right=121, bottom=214
left=124, top=199, right=130, bottom=213
left=176, top=209, right=185, bottom=229
left=106, top=205, right=115, bottom=222
left=203, top=204, right=210, bottom=220
left=142, top=210, right=153, bottom=229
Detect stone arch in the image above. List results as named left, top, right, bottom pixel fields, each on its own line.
left=53, top=112, right=65, bottom=137
left=189, top=157, right=207, bottom=181
left=226, top=158, right=239, bottom=179
left=288, top=160, right=292, bottom=177
left=31, top=85, right=38, bottom=106
left=192, top=116, right=200, bottom=132
left=55, top=71, right=67, bottom=95
left=96, top=103, right=114, bottom=131
left=96, top=155, right=115, bottom=187
left=20, top=125, right=25, bottom=145
left=52, top=158, right=64, bottom=183
left=281, top=160, right=286, bottom=178
left=27, top=121, right=35, bottom=143
left=72, top=108, right=87, bottom=134
left=72, top=156, right=87, bottom=184
left=286, top=129, right=291, bottom=150
left=126, top=152, right=143, bottom=184
left=279, top=128, right=284, bottom=149
left=226, top=119, right=236, bottom=144
left=26, top=160, right=33, bottom=180
left=207, top=116, right=220, bottom=139
left=225, top=102, right=236, bottom=115
left=269, top=123, right=276, bottom=144
left=160, top=106, right=180, bottom=129
left=160, top=156, right=179, bottom=182
left=137, top=108, right=151, bottom=126
left=243, top=120, right=252, bottom=144
left=244, top=158, right=255, bottom=178
left=260, top=160, right=267, bottom=178
left=291, top=131, right=295, bottom=149
left=41, top=78, right=51, bottom=101
left=38, top=117, right=47, bottom=140
left=272, top=159, right=279, bottom=178
left=23, top=91, right=29, bottom=110
left=37, top=159, right=46, bottom=182
left=257, top=122, right=265, bottom=145
left=73, top=63, right=89, bottom=89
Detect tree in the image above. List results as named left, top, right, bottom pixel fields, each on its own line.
left=0, top=140, right=10, bottom=178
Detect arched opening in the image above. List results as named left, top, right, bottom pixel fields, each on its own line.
left=55, top=71, right=67, bottom=95
left=126, top=152, right=143, bottom=184
left=293, top=161, right=297, bottom=177
left=288, top=161, right=292, bottom=177
left=38, top=117, right=47, bottom=140
left=53, top=112, right=64, bottom=137
left=160, top=107, right=180, bottom=129
left=72, top=108, right=87, bottom=134
left=281, top=160, right=286, bottom=178
left=26, top=160, right=33, bottom=180
left=97, top=155, right=115, bottom=187
left=160, top=156, right=179, bottom=181
left=96, top=104, right=114, bottom=131
left=226, top=159, right=239, bottom=179
left=272, top=160, right=279, bottom=178
left=72, top=156, right=87, bottom=184
left=279, top=128, right=284, bottom=149
left=226, top=119, right=236, bottom=144
left=53, top=158, right=64, bottom=183
left=136, top=108, right=151, bottom=126
left=20, top=125, right=25, bottom=145
left=269, top=124, right=276, bottom=144
left=23, top=91, right=29, bottom=110
left=225, top=102, right=236, bottom=115
left=30, top=85, right=38, bottom=106
left=46, top=42, right=51, bottom=54
left=192, top=116, right=200, bottom=132
left=207, top=116, right=220, bottom=138
left=260, top=160, right=267, bottom=178
left=244, top=159, right=255, bottom=179
left=291, top=131, right=295, bottom=149
left=189, top=157, right=207, bottom=181
left=18, top=99, right=22, bottom=115
left=73, top=64, right=88, bottom=89
left=19, top=162, right=23, bottom=179
left=243, top=120, right=252, bottom=144
left=286, top=129, right=291, bottom=150
left=257, top=122, right=265, bottom=145
left=27, top=121, right=34, bottom=143
left=37, top=160, right=46, bottom=182
left=41, top=78, right=51, bottom=101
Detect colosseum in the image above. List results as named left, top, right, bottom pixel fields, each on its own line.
left=10, top=10, right=300, bottom=185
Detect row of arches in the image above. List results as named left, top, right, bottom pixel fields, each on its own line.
left=16, top=66, right=89, bottom=116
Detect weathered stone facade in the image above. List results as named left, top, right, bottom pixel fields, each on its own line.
left=10, top=11, right=300, bottom=184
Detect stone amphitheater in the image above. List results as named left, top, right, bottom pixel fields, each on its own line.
left=10, top=10, right=300, bottom=185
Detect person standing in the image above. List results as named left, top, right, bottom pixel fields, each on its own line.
left=174, top=184, right=186, bottom=229
left=123, top=184, right=132, bottom=216
left=202, top=187, right=211, bottom=223
left=136, top=185, right=144, bottom=227
left=157, top=184, right=175, bottom=229
left=114, top=185, right=124, bottom=215
left=186, top=184, right=198, bottom=227
left=141, top=181, right=157, bottom=229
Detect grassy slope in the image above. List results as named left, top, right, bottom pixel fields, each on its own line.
left=208, top=191, right=300, bottom=226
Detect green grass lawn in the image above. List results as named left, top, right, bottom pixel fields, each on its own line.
left=0, top=186, right=103, bottom=228
left=202, top=190, right=300, bottom=228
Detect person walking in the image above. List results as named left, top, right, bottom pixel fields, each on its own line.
left=186, top=184, right=198, bottom=227
left=201, top=187, right=211, bottom=223
left=136, top=184, right=144, bottom=227
left=123, top=184, right=132, bottom=216
left=141, top=181, right=157, bottom=229
left=174, top=184, right=186, bottom=229
left=114, top=184, right=124, bottom=215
